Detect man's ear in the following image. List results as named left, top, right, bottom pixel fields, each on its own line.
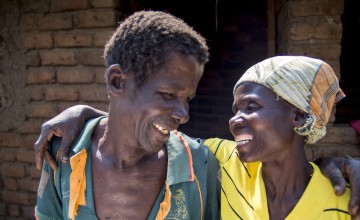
left=293, top=108, right=308, bottom=127
left=105, top=64, right=128, bottom=96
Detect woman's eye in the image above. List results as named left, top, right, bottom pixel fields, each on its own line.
left=246, top=102, right=259, bottom=111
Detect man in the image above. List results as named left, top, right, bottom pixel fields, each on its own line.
left=35, top=10, right=220, bottom=220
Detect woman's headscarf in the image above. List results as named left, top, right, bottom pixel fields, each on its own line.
left=234, top=56, right=345, bottom=144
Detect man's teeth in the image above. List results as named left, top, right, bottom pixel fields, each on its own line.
left=153, top=123, right=169, bottom=135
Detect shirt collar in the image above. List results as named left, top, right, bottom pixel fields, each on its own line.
left=166, top=131, right=196, bottom=185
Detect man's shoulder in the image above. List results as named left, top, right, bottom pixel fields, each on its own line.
left=170, top=131, right=206, bottom=151
left=169, top=131, right=218, bottom=166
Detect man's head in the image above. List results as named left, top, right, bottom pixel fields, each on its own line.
left=104, top=10, right=209, bottom=87
left=104, top=11, right=208, bottom=153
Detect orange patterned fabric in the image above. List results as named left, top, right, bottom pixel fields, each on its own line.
left=68, top=148, right=88, bottom=220
left=310, top=62, right=345, bottom=129
left=155, top=181, right=172, bottom=220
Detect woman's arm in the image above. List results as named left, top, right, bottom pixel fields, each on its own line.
left=34, top=105, right=108, bottom=170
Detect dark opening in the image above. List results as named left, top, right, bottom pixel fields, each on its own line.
left=336, top=0, right=360, bottom=123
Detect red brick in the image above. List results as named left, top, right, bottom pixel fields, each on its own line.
left=0, top=149, right=16, bottom=161
left=51, top=0, right=88, bottom=12
left=0, top=133, right=23, bottom=148
left=3, top=177, right=18, bottom=191
left=91, top=0, right=117, bottom=8
left=26, top=165, right=41, bottom=178
left=76, top=10, right=117, bottom=28
left=94, top=67, right=106, bottom=84
left=78, top=86, right=108, bottom=102
left=310, top=144, right=360, bottom=159
left=55, top=32, right=92, bottom=48
left=29, top=102, right=58, bottom=118
left=29, top=86, right=45, bottom=101
left=313, top=20, right=342, bottom=39
left=19, top=178, right=38, bottom=193
left=2, top=190, right=33, bottom=205
left=22, top=205, right=38, bottom=219
left=25, top=51, right=40, bottom=67
left=314, top=0, right=344, bottom=15
left=78, top=49, right=104, bottom=66
left=17, top=150, right=36, bottom=164
left=89, top=103, right=109, bottom=112
left=7, top=203, right=20, bottom=216
left=18, top=120, right=44, bottom=134
left=287, top=44, right=341, bottom=60
left=319, top=125, right=358, bottom=145
left=38, top=14, right=73, bottom=31
left=23, top=33, right=53, bottom=50
left=45, top=86, right=79, bottom=101
left=289, top=23, right=312, bottom=41
left=94, top=30, right=113, bottom=47
left=26, top=68, right=56, bottom=84
left=20, top=0, right=50, bottom=13
left=40, top=50, right=77, bottom=66
left=57, top=67, right=94, bottom=84
left=1, top=163, right=25, bottom=178
left=288, top=1, right=315, bottom=17
left=21, top=14, right=35, bottom=31
left=58, top=102, right=79, bottom=112
left=23, top=134, right=40, bottom=150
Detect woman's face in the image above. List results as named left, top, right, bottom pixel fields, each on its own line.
left=229, top=82, right=298, bottom=163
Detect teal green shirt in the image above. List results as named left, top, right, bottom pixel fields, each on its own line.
left=36, top=117, right=220, bottom=220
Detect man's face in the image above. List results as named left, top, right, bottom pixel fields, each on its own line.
left=120, top=53, right=204, bottom=153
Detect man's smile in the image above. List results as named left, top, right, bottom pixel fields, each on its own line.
left=153, top=123, right=170, bottom=135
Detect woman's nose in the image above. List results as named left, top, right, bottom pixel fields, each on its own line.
left=229, top=113, right=246, bottom=129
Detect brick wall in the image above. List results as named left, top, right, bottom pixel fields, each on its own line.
left=0, top=0, right=120, bottom=218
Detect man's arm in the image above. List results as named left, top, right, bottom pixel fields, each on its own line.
left=315, top=156, right=360, bottom=219
left=34, top=105, right=108, bottom=170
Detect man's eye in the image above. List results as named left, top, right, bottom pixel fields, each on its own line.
left=161, top=92, right=175, bottom=99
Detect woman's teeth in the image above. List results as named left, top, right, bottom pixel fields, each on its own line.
left=153, top=123, right=169, bottom=135
left=236, top=139, right=252, bottom=145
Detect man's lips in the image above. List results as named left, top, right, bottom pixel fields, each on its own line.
left=153, top=123, right=170, bottom=135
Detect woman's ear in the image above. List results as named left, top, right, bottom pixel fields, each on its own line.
left=105, top=64, right=128, bottom=96
left=293, top=108, right=308, bottom=128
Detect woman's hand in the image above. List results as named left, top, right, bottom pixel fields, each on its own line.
left=34, top=105, right=108, bottom=170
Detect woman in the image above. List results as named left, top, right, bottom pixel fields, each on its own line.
left=205, top=56, right=351, bottom=219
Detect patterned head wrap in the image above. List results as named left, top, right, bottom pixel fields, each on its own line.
left=234, top=56, right=345, bottom=144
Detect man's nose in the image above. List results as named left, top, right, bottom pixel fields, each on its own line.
left=170, top=102, right=189, bottom=124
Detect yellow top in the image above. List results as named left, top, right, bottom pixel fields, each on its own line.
left=205, top=138, right=351, bottom=220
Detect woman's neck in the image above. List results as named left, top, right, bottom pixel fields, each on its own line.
left=261, top=151, right=313, bottom=220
